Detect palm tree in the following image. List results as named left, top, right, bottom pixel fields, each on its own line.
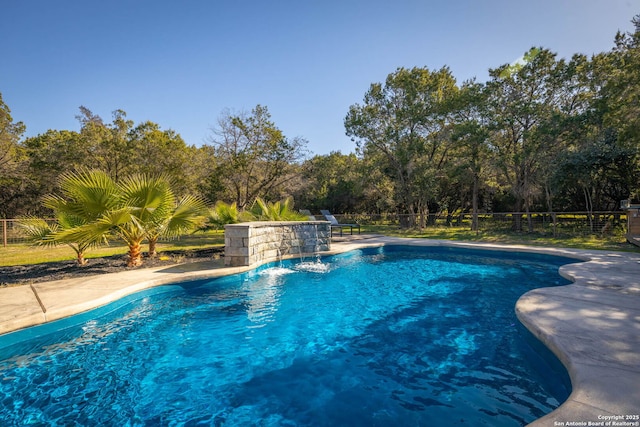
left=45, top=170, right=141, bottom=266
left=200, top=201, right=251, bottom=231
left=17, top=215, right=107, bottom=266
left=249, top=197, right=308, bottom=221
left=145, top=194, right=208, bottom=257
left=18, top=170, right=117, bottom=265
left=116, top=174, right=176, bottom=263
left=52, top=171, right=205, bottom=267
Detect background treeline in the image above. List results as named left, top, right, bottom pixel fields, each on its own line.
left=1, top=18, right=639, bottom=230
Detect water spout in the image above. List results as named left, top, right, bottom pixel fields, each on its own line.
left=294, top=222, right=330, bottom=273
left=313, top=223, right=321, bottom=262
left=292, top=225, right=306, bottom=263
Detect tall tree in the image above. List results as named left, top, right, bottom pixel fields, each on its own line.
left=127, top=121, right=196, bottom=196
left=607, top=15, right=640, bottom=154
left=550, top=24, right=640, bottom=215
left=0, top=93, right=25, bottom=179
left=486, top=48, right=569, bottom=231
left=76, top=107, right=135, bottom=181
left=449, top=81, right=492, bottom=231
left=22, top=130, right=85, bottom=211
left=295, top=151, right=367, bottom=213
left=345, top=66, right=458, bottom=227
left=206, top=105, right=307, bottom=209
left=0, top=92, right=28, bottom=217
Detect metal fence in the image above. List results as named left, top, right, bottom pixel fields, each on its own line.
left=0, top=219, right=187, bottom=247
left=333, top=211, right=627, bottom=237
left=1, top=219, right=58, bottom=247
left=1, top=211, right=627, bottom=247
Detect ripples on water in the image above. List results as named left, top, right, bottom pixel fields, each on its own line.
left=0, top=246, right=574, bottom=426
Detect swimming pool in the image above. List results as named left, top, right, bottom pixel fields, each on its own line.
left=0, top=246, right=575, bottom=426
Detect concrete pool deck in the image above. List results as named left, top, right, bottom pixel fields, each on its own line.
left=0, top=236, right=639, bottom=425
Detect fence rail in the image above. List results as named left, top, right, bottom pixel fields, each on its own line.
left=1, top=219, right=58, bottom=247
left=0, top=218, right=188, bottom=247
left=333, top=211, right=627, bottom=237
left=1, top=211, right=628, bottom=247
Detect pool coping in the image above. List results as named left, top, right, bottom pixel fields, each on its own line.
left=1, top=236, right=639, bottom=425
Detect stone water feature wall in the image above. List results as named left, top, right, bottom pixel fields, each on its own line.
left=224, top=221, right=331, bottom=267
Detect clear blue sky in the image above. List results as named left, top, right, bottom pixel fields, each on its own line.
left=2, top=0, right=637, bottom=155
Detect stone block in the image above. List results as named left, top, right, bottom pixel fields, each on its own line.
left=228, top=246, right=249, bottom=257
left=225, top=255, right=250, bottom=267
left=225, top=227, right=249, bottom=238
left=262, top=249, right=279, bottom=261
left=225, top=222, right=331, bottom=266
left=227, top=238, right=245, bottom=249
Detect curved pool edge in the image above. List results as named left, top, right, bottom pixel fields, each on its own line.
left=343, top=239, right=640, bottom=425
left=515, top=256, right=640, bottom=425
left=0, top=260, right=258, bottom=336
left=1, top=236, right=639, bottom=425
left=324, top=238, right=640, bottom=425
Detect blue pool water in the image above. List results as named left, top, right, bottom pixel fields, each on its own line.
left=0, top=246, right=575, bottom=426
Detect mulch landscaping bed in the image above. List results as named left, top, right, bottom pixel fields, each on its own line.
left=0, top=247, right=224, bottom=287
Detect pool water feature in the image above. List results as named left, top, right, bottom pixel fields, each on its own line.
left=0, top=246, right=575, bottom=426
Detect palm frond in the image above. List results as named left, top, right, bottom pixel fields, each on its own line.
left=15, top=217, right=59, bottom=247
left=249, top=197, right=308, bottom=221
left=52, top=169, right=120, bottom=219
left=55, top=208, right=132, bottom=247
left=200, top=201, right=245, bottom=230
left=118, top=174, right=176, bottom=224
left=161, top=195, right=209, bottom=238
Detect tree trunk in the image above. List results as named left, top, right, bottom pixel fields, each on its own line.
left=512, top=198, right=523, bottom=232
left=471, top=175, right=479, bottom=232
left=583, top=187, right=594, bottom=233
left=544, top=185, right=557, bottom=237
left=419, top=205, right=427, bottom=229
left=76, top=251, right=87, bottom=266
left=148, top=237, right=158, bottom=258
left=127, top=240, right=144, bottom=267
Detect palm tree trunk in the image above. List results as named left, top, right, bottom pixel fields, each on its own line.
left=71, top=244, right=88, bottom=266
left=127, top=239, right=144, bottom=267
left=148, top=237, right=158, bottom=258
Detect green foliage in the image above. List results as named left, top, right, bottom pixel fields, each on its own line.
left=3, top=105, right=204, bottom=218
left=42, top=170, right=206, bottom=267
left=206, top=105, right=308, bottom=209
left=345, top=66, right=459, bottom=226
left=18, top=169, right=119, bottom=264
left=484, top=48, right=589, bottom=230
left=498, top=47, right=542, bottom=78
left=15, top=217, right=58, bottom=248
left=0, top=93, right=26, bottom=177
left=22, top=130, right=85, bottom=213
left=127, top=121, right=198, bottom=195
left=248, top=197, right=308, bottom=221
left=295, top=151, right=370, bottom=213
left=0, top=92, right=27, bottom=218
left=144, top=192, right=209, bottom=257
left=2, top=16, right=640, bottom=225
left=201, top=201, right=246, bottom=230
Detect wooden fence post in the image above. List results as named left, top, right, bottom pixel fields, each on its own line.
left=2, top=219, right=6, bottom=248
